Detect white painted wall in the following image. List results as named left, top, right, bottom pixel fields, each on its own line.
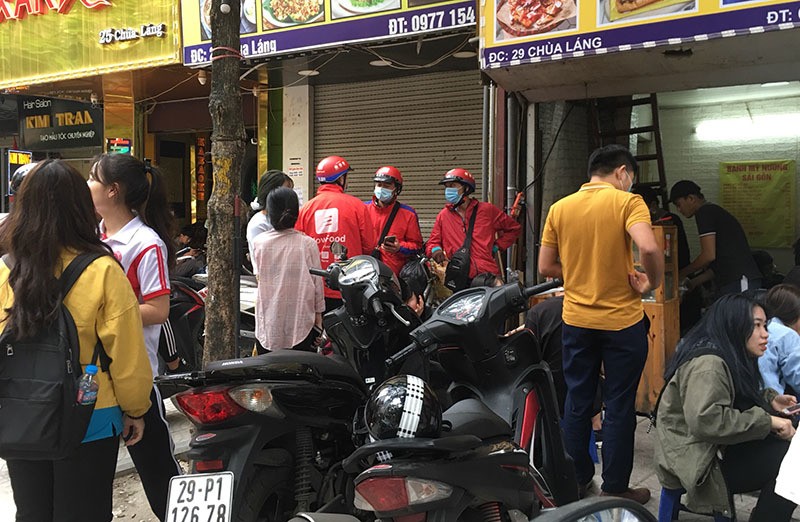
left=282, top=85, right=313, bottom=206
left=650, top=96, right=800, bottom=272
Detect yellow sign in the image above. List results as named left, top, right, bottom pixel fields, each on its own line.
left=0, top=0, right=181, bottom=90
left=720, top=160, right=796, bottom=249
left=480, top=0, right=800, bottom=67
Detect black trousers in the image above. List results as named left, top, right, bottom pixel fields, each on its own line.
left=127, top=386, right=182, bottom=522
left=8, top=435, right=119, bottom=522
left=720, top=436, right=796, bottom=522
left=561, top=318, right=649, bottom=493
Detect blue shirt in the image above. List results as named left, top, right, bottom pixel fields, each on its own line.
left=759, top=318, right=800, bottom=394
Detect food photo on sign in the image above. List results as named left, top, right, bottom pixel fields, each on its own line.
left=331, top=0, right=401, bottom=20
left=596, top=0, right=695, bottom=25
left=495, top=0, right=577, bottom=41
left=261, top=0, right=325, bottom=29
left=200, top=0, right=258, bottom=39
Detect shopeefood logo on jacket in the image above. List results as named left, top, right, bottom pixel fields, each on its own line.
left=314, top=208, right=339, bottom=234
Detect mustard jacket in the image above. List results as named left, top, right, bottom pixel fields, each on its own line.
left=0, top=252, right=152, bottom=418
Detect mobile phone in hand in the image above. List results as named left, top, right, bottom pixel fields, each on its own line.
left=384, top=235, right=396, bottom=244
left=782, top=403, right=800, bottom=416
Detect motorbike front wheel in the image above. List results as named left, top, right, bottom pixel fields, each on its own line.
left=236, top=466, right=294, bottom=522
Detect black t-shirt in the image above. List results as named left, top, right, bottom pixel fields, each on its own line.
left=694, top=203, right=761, bottom=286
left=654, top=212, right=691, bottom=271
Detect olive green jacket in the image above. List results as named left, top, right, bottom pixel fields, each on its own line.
left=654, top=354, right=777, bottom=517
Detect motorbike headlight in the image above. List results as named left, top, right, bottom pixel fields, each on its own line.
left=228, top=384, right=274, bottom=413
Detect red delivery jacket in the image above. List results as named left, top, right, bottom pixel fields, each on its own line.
left=426, top=198, right=521, bottom=278
left=366, top=199, right=424, bottom=277
left=297, top=184, right=376, bottom=299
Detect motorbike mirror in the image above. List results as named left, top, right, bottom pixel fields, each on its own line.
left=531, top=497, right=656, bottom=522
left=330, top=241, right=348, bottom=261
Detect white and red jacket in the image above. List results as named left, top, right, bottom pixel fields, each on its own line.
left=101, top=215, right=170, bottom=377
left=296, top=184, right=376, bottom=299
left=426, top=198, right=521, bottom=278
left=365, top=198, right=423, bottom=277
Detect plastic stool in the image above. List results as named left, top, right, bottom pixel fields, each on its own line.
left=658, top=487, right=731, bottom=522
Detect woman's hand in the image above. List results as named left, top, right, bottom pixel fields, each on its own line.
left=772, top=394, right=798, bottom=414
left=770, top=416, right=796, bottom=441
left=122, top=415, right=145, bottom=446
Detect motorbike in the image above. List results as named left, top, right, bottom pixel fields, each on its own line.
left=341, top=279, right=579, bottom=521
left=156, top=254, right=422, bottom=522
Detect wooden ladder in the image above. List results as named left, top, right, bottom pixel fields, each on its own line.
left=591, top=94, right=669, bottom=209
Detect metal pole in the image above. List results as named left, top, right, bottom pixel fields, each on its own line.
left=481, top=84, right=490, bottom=203
left=505, top=93, right=518, bottom=281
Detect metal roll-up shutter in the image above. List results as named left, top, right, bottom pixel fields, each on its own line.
left=314, top=70, right=483, bottom=237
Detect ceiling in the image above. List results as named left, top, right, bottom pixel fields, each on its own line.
left=655, top=81, right=800, bottom=108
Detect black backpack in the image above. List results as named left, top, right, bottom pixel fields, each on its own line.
left=0, top=252, right=107, bottom=460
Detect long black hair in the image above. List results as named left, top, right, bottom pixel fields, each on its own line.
left=91, top=154, right=176, bottom=269
left=2, top=160, right=113, bottom=339
left=665, top=294, right=766, bottom=409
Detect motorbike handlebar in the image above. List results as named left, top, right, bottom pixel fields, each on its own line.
left=385, top=342, right=418, bottom=368
left=522, top=279, right=563, bottom=299
left=308, top=268, right=328, bottom=277
left=371, top=298, right=385, bottom=319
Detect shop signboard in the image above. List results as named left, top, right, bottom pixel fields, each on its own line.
left=719, top=160, right=796, bottom=248
left=181, top=0, right=476, bottom=65
left=107, top=137, right=133, bottom=154
left=19, top=96, right=103, bottom=150
left=0, top=0, right=180, bottom=90
left=479, top=0, right=800, bottom=69
left=6, top=149, right=32, bottom=192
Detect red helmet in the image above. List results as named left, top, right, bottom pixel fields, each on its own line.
left=439, top=168, right=476, bottom=194
left=373, top=166, right=403, bottom=194
left=316, top=156, right=351, bottom=184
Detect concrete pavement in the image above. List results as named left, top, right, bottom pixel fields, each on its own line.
left=0, top=406, right=796, bottom=521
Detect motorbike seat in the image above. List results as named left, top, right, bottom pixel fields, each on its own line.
left=442, top=398, right=512, bottom=440
left=263, top=350, right=365, bottom=387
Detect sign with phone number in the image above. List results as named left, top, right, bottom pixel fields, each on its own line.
left=182, top=0, right=475, bottom=65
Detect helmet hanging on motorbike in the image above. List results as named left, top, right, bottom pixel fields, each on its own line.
left=316, top=156, right=351, bottom=184
left=365, top=375, right=442, bottom=440
left=438, top=168, right=476, bottom=196
left=373, top=166, right=403, bottom=195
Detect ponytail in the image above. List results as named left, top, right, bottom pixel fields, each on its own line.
left=267, top=187, right=299, bottom=231
left=92, top=154, right=177, bottom=269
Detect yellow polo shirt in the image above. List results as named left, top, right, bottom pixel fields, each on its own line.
left=541, top=181, right=652, bottom=330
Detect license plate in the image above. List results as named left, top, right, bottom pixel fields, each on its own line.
left=166, top=471, right=234, bottom=522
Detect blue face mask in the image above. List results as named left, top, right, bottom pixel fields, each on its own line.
left=374, top=186, right=394, bottom=203
left=445, top=187, right=463, bottom=205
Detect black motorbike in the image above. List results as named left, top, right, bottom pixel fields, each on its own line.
left=156, top=255, right=421, bottom=522
left=341, top=279, right=579, bottom=521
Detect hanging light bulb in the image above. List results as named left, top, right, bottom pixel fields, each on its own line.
left=198, top=70, right=207, bottom=85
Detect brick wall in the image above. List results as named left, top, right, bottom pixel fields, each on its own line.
left=649, top=96, right=800, bottom=272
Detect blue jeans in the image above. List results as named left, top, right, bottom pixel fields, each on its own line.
left=561, top=318, right=648, bottom=493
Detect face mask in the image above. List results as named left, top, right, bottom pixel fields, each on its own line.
left=624, top=169, right=634, bottom=192
left=445, top=187, right=463, bottom=205
left=374, top=186, right=394, bottom=203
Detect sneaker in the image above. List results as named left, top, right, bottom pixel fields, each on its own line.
left=600, top=487, right=651, bottom=505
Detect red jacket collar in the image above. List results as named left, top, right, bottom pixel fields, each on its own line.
left=446, top=197, right=477, bottom=214
left=318, top=183, right=345, bottom=195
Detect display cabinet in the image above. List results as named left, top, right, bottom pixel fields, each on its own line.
left=633, top=225, right=680, bottom=413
